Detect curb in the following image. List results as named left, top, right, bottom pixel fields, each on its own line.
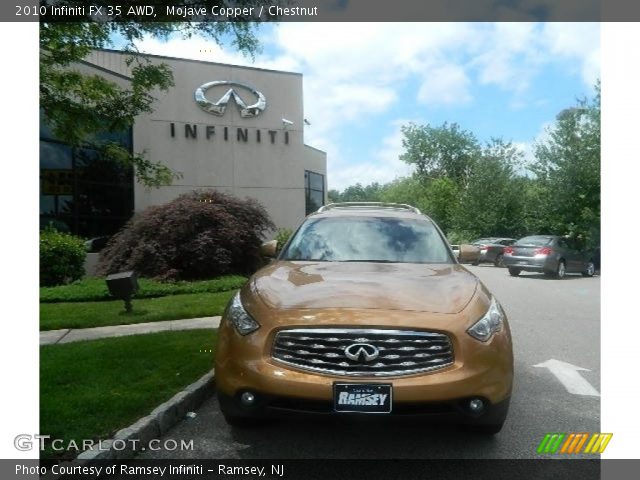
left=49, top=370, right=215, bottom=470
left=40, top=316, right=222, bottom=345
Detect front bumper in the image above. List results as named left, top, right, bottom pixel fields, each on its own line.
left=214, top=308, right=513, bottom=421
left=217, top=388, right=511, bottom=425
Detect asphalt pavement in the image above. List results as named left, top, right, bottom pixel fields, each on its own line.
left=139, top=265, right=600, bottom=459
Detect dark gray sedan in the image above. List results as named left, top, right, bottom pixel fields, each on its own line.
left=503, top=235, right=596, bottom=278
left=471, top=238, right=516, bottom=267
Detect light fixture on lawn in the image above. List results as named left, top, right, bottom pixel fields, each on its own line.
left=105, top=271, right=139, bottom=313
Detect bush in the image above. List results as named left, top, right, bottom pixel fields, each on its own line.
left=96, top=190, right=274, bottom=280
left=275, top=228, right=294, bottom=253
left=40, top=228, right=87, bottom=287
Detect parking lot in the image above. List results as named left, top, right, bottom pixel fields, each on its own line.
left=139, top=265, right=600, bottom=459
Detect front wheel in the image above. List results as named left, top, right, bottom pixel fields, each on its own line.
left=582, top=261, right=595, bottom=277
left=494, top=253, right=505, bottom=267
left=555, top=260, right=566, bottom=279
left=508, top=268, right=521, bottom=277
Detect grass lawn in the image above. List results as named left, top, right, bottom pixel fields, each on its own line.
left=40, top=329, right=216, bottom=459
left=40, top=275, right=246, bottom=303
left=40, top=290, right=235, bottom=331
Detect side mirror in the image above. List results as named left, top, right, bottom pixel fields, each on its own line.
left=458, top=244, right=480, bottom=264
left=260, top=240, right=278, bottom=258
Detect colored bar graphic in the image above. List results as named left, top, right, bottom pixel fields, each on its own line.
left=538, top=433, right=612, bottom=454
left=559, top=433, right=589, bottom=454
left=584, top=433, right=613, bottom=454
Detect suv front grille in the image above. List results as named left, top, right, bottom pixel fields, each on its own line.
left=272, top=328, right=454, bottom=377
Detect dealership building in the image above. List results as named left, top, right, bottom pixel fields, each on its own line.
left=40, top=49, right=327, bottom=240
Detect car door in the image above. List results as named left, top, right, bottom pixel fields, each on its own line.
left=556, top=238, right=574, bottom=272
left=571, top=238, right=589, bottom=271
left=561, top=238, right=581, bottom=272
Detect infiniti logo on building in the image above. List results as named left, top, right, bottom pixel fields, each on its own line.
left=194, top=81, right=266, bottom=118
left=344, top=343, right=380, bottom=363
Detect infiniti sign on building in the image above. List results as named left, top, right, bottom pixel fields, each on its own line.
left=39, top=48, right=327, bottom=246
left=194, top=80, right=266, bottom=117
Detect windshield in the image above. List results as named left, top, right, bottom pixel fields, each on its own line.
left=280, top=216, right=453, bottom=263
left=515, top=236, right=554, bottom=246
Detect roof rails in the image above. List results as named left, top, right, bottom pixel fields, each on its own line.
left=317, top=202, right=422, bottom=214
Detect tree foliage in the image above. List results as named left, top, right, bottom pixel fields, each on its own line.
left=40, top=3, right=270, bottom=187
left=96, top=190, right=275, bottom=280
left=400, top=122, right=479, bottom=185
left=40, top=228, right=87, bottom=286
left=529, top=83, right=601, bottom=246
left=329, top=183, right=385, bottom=203
left=331, top=84, right=600, bottom=246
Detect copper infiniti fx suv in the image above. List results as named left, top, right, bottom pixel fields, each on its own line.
left=215, top=203, right=514, bottom=433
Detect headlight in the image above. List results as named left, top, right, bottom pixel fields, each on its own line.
left=226, top=292, right=260, bottom=335
left=467, top=296, right=504, bottom=342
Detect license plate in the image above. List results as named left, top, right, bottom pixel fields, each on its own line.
left=333, top=383, right=392, bottom=413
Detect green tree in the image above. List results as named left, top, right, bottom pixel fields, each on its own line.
left=380, top=177, right=428, bottom=210
left=399, top=121, right=525, bottom=238
left=334, top=182, right=385, bottom=202
left=327, top=189, right=342, bottom=203
left=41, top=4, right=271, bottom=187
left=400, top=122, right=481, bottom=185
left=456, top=139, right=525, bottom=237
left=529, top=83, right=601, bottom=246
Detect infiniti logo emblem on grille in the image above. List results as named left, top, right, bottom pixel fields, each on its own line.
left=344, top=343, right=379, bottom=363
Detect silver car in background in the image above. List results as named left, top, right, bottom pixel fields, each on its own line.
left=503, top=235, right=596, bottom=278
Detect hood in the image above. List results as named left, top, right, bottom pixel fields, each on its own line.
left=251, top=261, right=478, bottom=314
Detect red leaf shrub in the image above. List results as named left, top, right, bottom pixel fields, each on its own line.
left=96, top=190, right=274, bottom=280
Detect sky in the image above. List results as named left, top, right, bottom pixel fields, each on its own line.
left=131, top=23, right=599, bottom=191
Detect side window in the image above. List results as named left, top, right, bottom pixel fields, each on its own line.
left=558, top=238, right=569, bottom=249
left=304, top=170, right=325, bottom=215
left=571, top=237, right=585, bottom=251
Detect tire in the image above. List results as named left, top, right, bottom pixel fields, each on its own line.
left=472, top=260, right=480, bottom=266
left=555, top=260, right=566, bottom=279
left=582, top=260, right=595, bottom=277
left=494, top=253, right=505, bottom=268
left=508, top=268, right=521, bottom=277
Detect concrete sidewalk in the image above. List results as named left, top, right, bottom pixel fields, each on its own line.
left=40, top=316, right=221, bottom=346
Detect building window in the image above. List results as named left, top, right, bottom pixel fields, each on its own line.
left=305, top=170, right=325, bottom=215
left=40, top=113, right=134, bottom=239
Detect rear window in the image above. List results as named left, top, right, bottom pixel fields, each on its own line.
left=515, top=236, right=553, bottom=246
left=472, top=238, right=495, bottom=245
left=281, top=216, right=453, bottom=264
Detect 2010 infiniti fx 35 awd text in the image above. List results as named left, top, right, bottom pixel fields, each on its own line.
left=215, top=202, right=513, bottom=434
